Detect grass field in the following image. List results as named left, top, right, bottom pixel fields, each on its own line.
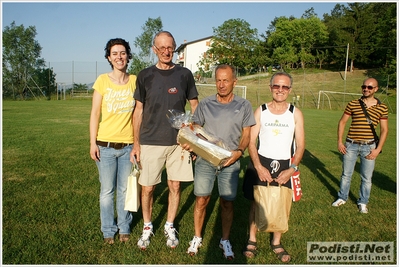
left=197, top=69, right=397, bottom=113
left=2, top=85, right=397, bottom=264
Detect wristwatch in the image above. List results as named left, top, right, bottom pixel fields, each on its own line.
left=235, top=148, right=244, bottom=157
left=290, top=163, right=299, bottom=172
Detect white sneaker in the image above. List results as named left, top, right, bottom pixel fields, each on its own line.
left=137, top=226, right=154, bottom=250
left=332, top=198, right=346, bottom=207
left=358, top=203, right=368, bottom=214
left=219, top=239, right=235, bottom=260
left=164, top=226, right=179, bottom=248
left=187, top=236, right=202, bottom=256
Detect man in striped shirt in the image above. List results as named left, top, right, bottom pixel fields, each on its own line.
left=332, top=78, right=388, bottom=213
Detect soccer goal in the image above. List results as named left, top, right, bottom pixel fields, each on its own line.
left=195, top=83, right=247, bottom=100
left=71, top=90, right=91, bottom=98
left=317, top=90, right=362, bottom=110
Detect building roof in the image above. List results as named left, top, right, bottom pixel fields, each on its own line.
left=175, top=36, right=213, bottom=52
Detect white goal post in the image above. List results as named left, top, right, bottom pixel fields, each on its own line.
left=317, top=90, right=362, bottom=110
left=195, top=83, right=247, bottom=100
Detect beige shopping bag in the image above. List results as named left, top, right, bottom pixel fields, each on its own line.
left=124, top=157, right=141, bottom=212
left=254, top=183, right=292, bottom=233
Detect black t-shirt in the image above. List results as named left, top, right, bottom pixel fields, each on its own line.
left=134, top=65, right=198, bottom=146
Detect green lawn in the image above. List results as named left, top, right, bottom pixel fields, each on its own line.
left=2, top=99, right=396, bottom=264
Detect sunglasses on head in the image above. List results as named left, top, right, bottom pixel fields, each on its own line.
left=361, top=85, right=377, bottom=90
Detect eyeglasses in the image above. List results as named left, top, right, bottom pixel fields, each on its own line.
left=271, top=84, right=291, bottom=90
left=154, top=46, right=175, bottom=53
left=361, top=85, right=377, bottom=90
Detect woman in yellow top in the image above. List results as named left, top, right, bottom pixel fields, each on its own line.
left=89, top=38, right=136, bottom=244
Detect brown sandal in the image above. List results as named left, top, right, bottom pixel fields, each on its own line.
left=271, top=243, right=291, bottom=263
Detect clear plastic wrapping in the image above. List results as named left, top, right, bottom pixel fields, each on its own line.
left=167, top=109, right=232, bottom=167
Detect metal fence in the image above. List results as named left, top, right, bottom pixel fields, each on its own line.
left=42, top=62, right=396, bottom=113
left=48, top=61, right=112, bottom=87
left=242, top=71, right=395, bottom=113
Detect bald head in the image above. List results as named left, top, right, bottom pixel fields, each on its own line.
left=363, top=78, right=378, bottom=87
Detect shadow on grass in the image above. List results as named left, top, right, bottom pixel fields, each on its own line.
left=139, top=165, right=221, bottom=248
left=302, top=148, right=396, bottom=206
left=297, top=149, right=364, bottom=206
left=141, top=169, right=198, bottom=235
left=301, top=149, right=341, bottom=201
left=303, top=148, right=398, bottom=206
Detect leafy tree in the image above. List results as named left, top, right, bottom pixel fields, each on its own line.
left=324, top=3, right=381, bottom=70
left=266, top=15, right=328, bottom=70
left=196, top=50, right=214, bottom=77
left=315, top=49, right=329, bottom=69
left=128, top=54, right=149, bottom=76
left=33, top=68, right=56, bottom=100
left=260, top=16, right=293, bottom=70
left=301, top=7, right=317, bottom=19
left=264, top=15, right=296, bottom=38
left=321, top=2, right=396, bottom=88
left=322, top=3, right=349, bottom=68
left=344, top=3, right=376, bottom=69
left=365, top=2, right=397, bottom=88
left=251, top=39, right=271, bottom=73
left=2, top=21, right=45, bottom=100
left=294, top=16, right=329, bottom=69
left=72, top=83, right=88, bottom=91
left=199, top=18, right=259, bottom=75
left=128, top=17, right=163, bottom=75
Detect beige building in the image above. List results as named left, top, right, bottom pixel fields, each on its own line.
left=175, top=36, right=213, bottom=75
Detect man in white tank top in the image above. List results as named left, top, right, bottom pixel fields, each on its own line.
left=242, top=72, right=305, bottom=263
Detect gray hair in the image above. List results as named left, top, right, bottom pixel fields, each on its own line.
left=215, top=64, right=237, bottom=79
left=269, top=72, right=293, bottom=87
left=152, top=31, right=176, bottom=49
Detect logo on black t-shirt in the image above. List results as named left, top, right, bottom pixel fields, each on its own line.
left=168, top=87, right=178, bottom=94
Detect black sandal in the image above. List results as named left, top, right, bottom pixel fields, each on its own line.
left=242, top=240, right=258, bottom=258
left=271, top=243, right=291, bottom=263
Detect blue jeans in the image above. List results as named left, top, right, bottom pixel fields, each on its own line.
left=194, top=156, right=240, bottom=201
left=96, top=145, right=133, bottom=238
left=338, top=141, right=376, bottom=205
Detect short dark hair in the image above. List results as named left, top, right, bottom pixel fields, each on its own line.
left=269, top=72, right=293, bottom=87
left=152, top=31, right=176, bottom=48
left=215, top=64, right=237, bottom=79
left=104, top=38, right=132, bottom=68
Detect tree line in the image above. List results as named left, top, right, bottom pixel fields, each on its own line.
left=2, top=2, right=396, bottom=100
left=198, top=3, right=395, bottom=84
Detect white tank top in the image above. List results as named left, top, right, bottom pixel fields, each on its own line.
left=258, top=104, right=295, bottom=160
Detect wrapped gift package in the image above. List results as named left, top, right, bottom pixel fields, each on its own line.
left=177, top=126, right=232, bottom=167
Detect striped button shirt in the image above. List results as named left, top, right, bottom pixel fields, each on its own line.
left=345, top=99, right=388, bottom=141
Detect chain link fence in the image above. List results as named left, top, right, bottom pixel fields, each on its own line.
left=9, top=61, right=395, bottom=113
left=49, top=61, right=112, bottom=87
left=240, top=71, right=395, bottom=113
